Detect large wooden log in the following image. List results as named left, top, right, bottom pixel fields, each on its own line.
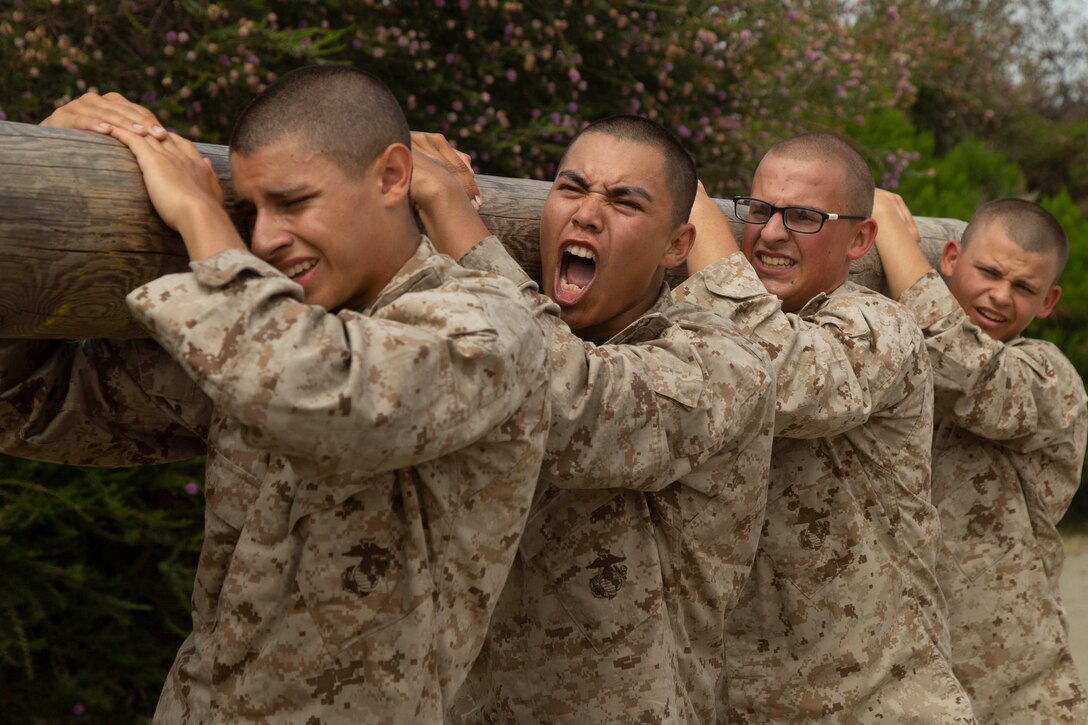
left=0, top=120, right=966, bottom=339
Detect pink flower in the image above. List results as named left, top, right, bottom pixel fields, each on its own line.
left=184, top=481, right=202, bottom=496
left=72, top=704, right=85, bottom=716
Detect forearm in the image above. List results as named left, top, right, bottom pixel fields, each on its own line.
left=415, top=184, right=491, bottom=261
left=129, top=251, right=547, bottom=473
left=686, top=186, right=741, bottom=274
left=175, top=203, right=248, bottom=261
left=871, top=189, right=933, bottom=299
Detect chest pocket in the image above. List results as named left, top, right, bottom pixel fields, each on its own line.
left=292, top=468, right=434, bottom=661
left=519, top=487, right=665, bottom=653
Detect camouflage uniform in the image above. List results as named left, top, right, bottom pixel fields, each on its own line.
left=675, top=253, right=976, bottom=723
left=0, top=239, right=551, bottom=724
left=449, top=237, right=776, bottom=724
left=899, top=270, right=1088, bottom=723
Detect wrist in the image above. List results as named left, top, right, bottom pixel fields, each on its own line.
left=174, top=204, right=247, bottom=261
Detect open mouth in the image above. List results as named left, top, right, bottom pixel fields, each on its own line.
left=555, top=243, right=597, bottom=305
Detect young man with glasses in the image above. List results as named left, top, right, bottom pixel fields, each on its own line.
left=676, top=133, right=976, bottom=721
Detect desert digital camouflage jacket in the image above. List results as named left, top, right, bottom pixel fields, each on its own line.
left=675, top=253, right=977, bottom=723
left=0, top=238, right=551, bottom=724
left=900, top=270, right=1088, bottom=723
left=448, top=236, right=776, bottom=724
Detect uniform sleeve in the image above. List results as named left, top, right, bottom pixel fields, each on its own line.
left=461, top=236, right=775, bottom=493
left=125, top=248, right=549, bottom=476
left=675, top=252, right=930, bottom=439
left=542, top=303, right=775, bottom=493
left=900, top=271, right=1088, bottom=457
left=0, top=338, right=210, bottom=466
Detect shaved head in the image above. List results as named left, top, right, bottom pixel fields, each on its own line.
left=763, top=132, right=875, bottom=217
left=963, top=198, right=1068, bottom=280
left=230, top=65, right=410, bottom=177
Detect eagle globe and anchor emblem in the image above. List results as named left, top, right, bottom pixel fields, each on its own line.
left=587, top=552, right=629, bottom=600
left=342, top=539, right=396, bottom=597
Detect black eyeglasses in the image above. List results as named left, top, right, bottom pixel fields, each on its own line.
left=731, top=196, right=867, bottom=234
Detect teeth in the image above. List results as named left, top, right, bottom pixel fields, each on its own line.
left=759, top=253, right=794, bottom=268
left=977, top=308, right=1006, bottom=322
left=559, top=270, right=584, bottom=292
left=566, top=244, right=595, bottom=260
left=283, top=260, right=317, bottom=278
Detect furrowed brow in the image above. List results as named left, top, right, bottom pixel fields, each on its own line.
left=556, top=170, right=589, bottom=188
left=606, top=184, right=653, bottom=203
left=265, top=185, right=313, bottom=199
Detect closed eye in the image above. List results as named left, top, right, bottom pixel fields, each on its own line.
left=281, top=195, right=313, bottom=209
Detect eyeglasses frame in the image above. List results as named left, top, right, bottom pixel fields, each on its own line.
left=730, top=196, right=868, bottom=234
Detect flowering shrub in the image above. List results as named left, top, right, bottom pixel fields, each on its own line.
left=0, top=0, right=989, bottom=194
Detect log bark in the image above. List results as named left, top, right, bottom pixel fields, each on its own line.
left=0, top=120, right=966, bottom=339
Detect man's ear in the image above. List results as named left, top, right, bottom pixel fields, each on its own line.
left=939, top=239, right=961, bottom=277
left=377, top=143, right=412, bottom=207
left=845, top=218, right=877, bottom=261
left=1036, top=284, right=1062, bottom=319
left=660, top=222, right=696, bottom=269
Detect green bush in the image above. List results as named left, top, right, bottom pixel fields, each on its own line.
left=0, top=456, right=204, bottom=723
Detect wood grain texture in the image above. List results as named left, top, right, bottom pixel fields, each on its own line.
left=0, top=120, right=965, bottom=338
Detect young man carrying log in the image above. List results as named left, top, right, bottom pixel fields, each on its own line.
left=676, top=133, right=977, bottom=722
left=873, top=189, right=1087, bottom=723
left=4, top=67, right=551, bottom=723
left=411, top=118, right=776, bottom=723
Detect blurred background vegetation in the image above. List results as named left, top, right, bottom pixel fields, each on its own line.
left=2, top=0, right=1088, bottom=721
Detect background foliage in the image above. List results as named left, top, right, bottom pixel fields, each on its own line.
left=2, top=0, right=1088, bottom=720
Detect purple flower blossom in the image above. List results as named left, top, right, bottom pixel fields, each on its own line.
left=184, top=481, right=201, bottom=496
left=165, top=31, right=177, bottom=43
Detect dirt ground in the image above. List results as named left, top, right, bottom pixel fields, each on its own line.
left=1061, top=531, right=1088, bottom=683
